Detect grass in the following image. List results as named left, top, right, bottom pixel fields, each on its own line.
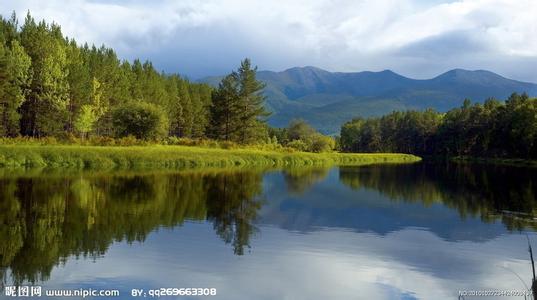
left=0, top=144, right=421, bottom=170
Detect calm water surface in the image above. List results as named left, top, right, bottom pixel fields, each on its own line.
left=1, top=162, right=537, bottom=299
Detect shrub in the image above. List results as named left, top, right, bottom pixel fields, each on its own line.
left=220, top=141, right=239, bottom=149
left=287, top=140, right=308, bottom=152
left=112, top=102, right=169, bottom=140
left=88, top=136, right=117, bottom=146
left=117, top=135, right=141, bottom=146
left=309, top=134, right=335, bottom=153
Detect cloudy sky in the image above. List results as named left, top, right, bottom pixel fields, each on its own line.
left=2, top=0, right=537, bottom=81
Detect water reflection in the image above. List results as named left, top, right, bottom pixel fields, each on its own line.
left=0, top=162, right=536, bottom=299
left=281, top=167, right=330, bottom=195
left=0, top=170, right=264, bottom=284
left=339, top=163, right=537, bottom=231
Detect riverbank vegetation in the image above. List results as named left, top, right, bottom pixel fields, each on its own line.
left=340, top=93, right=537, bottom=161
left=0, top=143, right=420, bottom=169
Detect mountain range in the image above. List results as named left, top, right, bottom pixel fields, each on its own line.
left=200, top=67, right=537, bottom=134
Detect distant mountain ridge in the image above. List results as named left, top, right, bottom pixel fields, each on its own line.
left=200, top=67, right=537, bottom=134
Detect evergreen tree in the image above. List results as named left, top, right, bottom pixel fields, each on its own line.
left=165, top=75, right=183, bottom=136
left=19, top=15, right=69, bottom=137
left=177, top=79, right=193, bottom=137
left=130, top=59, right=144, bottom=101
left=190, top=84, right=209, bottom=138
left=233, top=58, right=270, bottom=143
left=0, top=39, right=31, bottom=136
left=209, top=74, right=240, bottom=141
left=66, top=39, right=91, bottom=133
left=0, top=12, right=19, bottom=45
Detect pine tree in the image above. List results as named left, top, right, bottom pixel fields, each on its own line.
left=66, top=39, right=91, bottom=133
left=19, top=15, right=70, bottom=136
left=0, top=12, right=19, bottom=45
left=190, top=84, right=209, bottom=138
left=130, top=59, right=144, bottom=101
left=177, top=79, right=193, bottom=137
left=209, top=59, right=269, bottom=143
left=233, top=58, right=270, bottom=143
left=0, top=39, right=31, bottom=137
left=165, top=75, right=183, bottom=136
left=209, top=74, right=241, bottom=141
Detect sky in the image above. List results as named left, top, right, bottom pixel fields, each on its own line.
left=1, top=0, right=537, bottom=82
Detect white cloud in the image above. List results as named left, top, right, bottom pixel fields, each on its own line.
left=41, top=225, right=534, bottom=300
left=1, top=0, right=537, bottom=81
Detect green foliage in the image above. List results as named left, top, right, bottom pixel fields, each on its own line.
left=0, top=12, right=215, bottom=141
left=272, top=119, right=336, bottom=153
left=210, top=59, right=270, bottom=144
left=287, top=119, right=316, bottom=141
left=309, top=133, right=336, bottom=153
left=234, top=58, right=271, bottom=143
left=287, top=139, right=308, bottom=151
left=65, top=40, right=91, bottom=133
left=340, top=94, right=537, bottom=159
left=209, top=74, right=241, bottom=141
left=111, top=102, right=169, bottom=140
left=0, top=39, right=31, bottom=136
left=19, top=14, right=70, bottom=136
left=74, top=105, right=97, bottom=137
left=340, top=109, right=442, bottom=154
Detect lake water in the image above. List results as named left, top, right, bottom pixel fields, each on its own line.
left=1, top=162, right=537, bottom=299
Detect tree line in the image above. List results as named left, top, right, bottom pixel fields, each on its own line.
left=340, top=93, right=537, bottom=159
left=0, top=12, right=275, bottom=145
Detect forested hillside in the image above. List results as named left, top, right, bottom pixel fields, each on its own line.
left=0, top=12, right=214, bottom=139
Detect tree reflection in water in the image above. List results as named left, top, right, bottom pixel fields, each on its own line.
left=1, top=162, right=536, bottom=286
left=0, top=170, right=265, bottom=284
left=339, top=162, right=537, bottom=231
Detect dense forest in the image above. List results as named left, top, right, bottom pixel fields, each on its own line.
left=340, top=93, right=537, bottom=159
left=0, top=13, right=213, bottom=139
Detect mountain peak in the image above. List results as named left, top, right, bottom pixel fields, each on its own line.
left=434, top=69, right=505, bottom=80
left=282, top=66, right=328, bottom=74
left=379, top=69, right=397, bottom=74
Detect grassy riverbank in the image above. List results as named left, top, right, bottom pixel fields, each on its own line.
left=0, top=145, right=420, bottom=170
